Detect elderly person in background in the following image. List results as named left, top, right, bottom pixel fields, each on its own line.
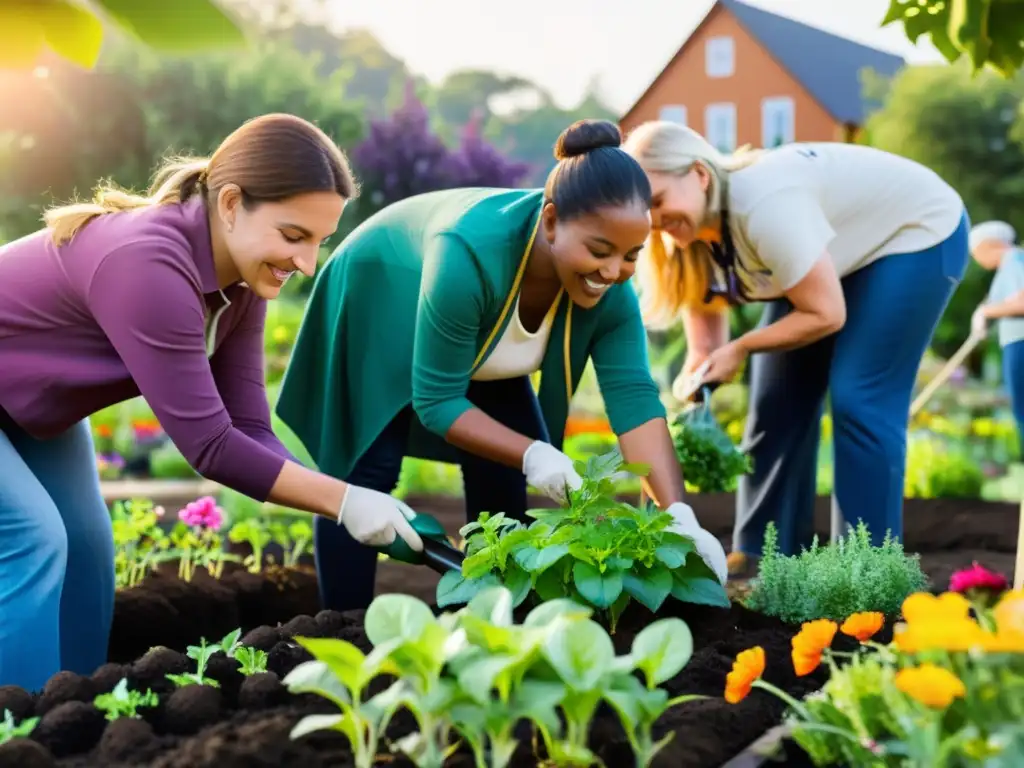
left=969, top=220, right=1024, bottom=434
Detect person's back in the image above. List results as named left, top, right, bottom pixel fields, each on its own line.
left=730, top=142, right=963, bottom=283
left=989, top=247, right=1024, bottom=348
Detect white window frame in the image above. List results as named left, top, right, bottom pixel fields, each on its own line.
left=761, top=97, right=795, bottom=147
left=704, top=103, right=737, bottom=153
left=658, top=104, right=688, bottom=125
left=705, top=36, right=735, bottom=78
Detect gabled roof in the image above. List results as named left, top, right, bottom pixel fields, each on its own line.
left=623, top=0, right=906, bottom=125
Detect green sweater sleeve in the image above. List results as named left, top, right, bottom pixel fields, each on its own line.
left=590, top=284, right=666, bottom=435
left=412, top=233, right=486, bottom=436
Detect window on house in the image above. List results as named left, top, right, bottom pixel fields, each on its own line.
left=705, top=103, right=737, bottom=153
left=705, top=36, right=735, bottom=78
left=659, top=105, right=688, bottom=125
left=761, top=97, right=795, bottom=147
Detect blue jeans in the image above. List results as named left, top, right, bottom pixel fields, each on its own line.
left=1004, top=340, right=1024, bottom=436
left=0, top=416, right=114, bottom=691
left=735, top=214, right=970, bottom=556
left=313, top=376, right=550, bottom=611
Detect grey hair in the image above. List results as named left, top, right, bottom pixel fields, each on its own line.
left=969, top=220, right=1016, bottom=252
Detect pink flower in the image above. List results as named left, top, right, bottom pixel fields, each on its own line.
left=949, top=562, right=1008, bottom=594
left=178, top=496, right=224, bottom=531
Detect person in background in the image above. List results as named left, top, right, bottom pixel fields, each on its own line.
left=968, top=220, right=1024, bottom=434
left=276, top=119, right=729, bottom=613
left=622, top=121, right=968, bottom=576
left=0, top=113, right=424, bottom=693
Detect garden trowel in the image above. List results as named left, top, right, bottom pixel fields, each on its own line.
left=377, top=509, right=465, bottom=575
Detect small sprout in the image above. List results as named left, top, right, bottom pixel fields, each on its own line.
left=234, top=646, right=269, bottom=676
left=0, top=709, right=39, bottom=745
left=94, top=678, right=159, bottom=721
left=166, top=638, right=221, bottom=687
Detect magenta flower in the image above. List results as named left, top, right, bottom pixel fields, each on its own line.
left=178, top=496, right=224, bottom=531
left=949, top=561, right=1008, bottom=594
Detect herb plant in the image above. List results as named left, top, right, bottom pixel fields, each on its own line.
left=670, top=398, right=752, bottom=493
left=0, top=709, right=38, bottom=745
left=437, top=451, right=729, bottom=629
left=286, top=587, right=700, bottom=768
left=93, top=678, right=159, bottom=721
left=233, top=646, right=269, bottom=675
left=166, top=638, right=222, bottom=688
left=745, top=522, right=929, bottom=624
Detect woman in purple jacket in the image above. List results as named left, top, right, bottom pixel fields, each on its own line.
left=0, top=113, right=424, bottom=691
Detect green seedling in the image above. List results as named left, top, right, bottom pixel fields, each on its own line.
left=166, top=638, right=221, bottom=687
left=0, top=709, right=39, bottom=745
left=218, top=628, right=242, bottom=658
left=233, top=646, right=269, bottom=676
left=228, top=519, right=273, bottom=573
left=93, top=678, right=159, bottom=721
left=269, top=519, right=314, bottom=567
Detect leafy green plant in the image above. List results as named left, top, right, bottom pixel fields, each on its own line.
left=670, top=398, right=752, bottom=493
left=233, top=646, right=269, bottom=676
left=268, top=518, right=314, bottom=567
left=110, top=498, right=172, bottom=588
left=0, top=709, right=38, bottom=745
left=745, top=522, right=929, bottom=624
left=166, top=638, right=222, bottom=688
left=93, top=678, right=159, bottom=721
left=227, top=519, right=273, bottom=573
left=437, top=452, right=729, bottom=629
left=286, top=587, right=700, bottom=768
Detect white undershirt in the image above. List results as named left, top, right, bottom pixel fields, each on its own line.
left=472, top=293, right=559, bottom=381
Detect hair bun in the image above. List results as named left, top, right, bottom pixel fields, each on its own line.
left=554, top=119, right=622, bottom=160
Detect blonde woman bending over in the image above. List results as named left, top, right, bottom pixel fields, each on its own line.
left=623, top=122, right=968, bottom=575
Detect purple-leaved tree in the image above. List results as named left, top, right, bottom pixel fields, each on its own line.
left=352, top=85, right=531, bottom=213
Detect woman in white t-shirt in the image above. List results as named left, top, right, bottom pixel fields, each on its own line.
left=623, top=121, right=968, bottom=575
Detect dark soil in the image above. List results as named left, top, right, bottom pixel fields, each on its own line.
left=0, top=600, right=840, bottom=768
left=108, top=561, right=319, bottom=663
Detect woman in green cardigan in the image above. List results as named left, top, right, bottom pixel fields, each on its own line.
left=277, top=120, right=727, bottom=610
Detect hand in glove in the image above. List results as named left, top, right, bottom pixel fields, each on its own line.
left=672, top=360, right=711, bottom=402
left=664, top=501, right=728, bottom=585
left=522, top=441, right=583, bottom=505
left=971, top=306, right=990, bottom=338
left=337, top=485, right=423, bottom=551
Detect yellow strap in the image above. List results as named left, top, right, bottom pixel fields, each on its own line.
left=471, top=212, right=541, bottom=371
left=563, top=302, right=573, bottom=404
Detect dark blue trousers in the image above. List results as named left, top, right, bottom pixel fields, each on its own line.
left=1003, top=340, right=1024, bottom=437
left=313, top=376, right=549, bottom=611
left=734, top=214, right=969, bottom=556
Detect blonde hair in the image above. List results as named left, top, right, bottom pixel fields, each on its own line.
left=45, top=158, right=209, bottom=247
left=622, top=120, right=765, bottom=328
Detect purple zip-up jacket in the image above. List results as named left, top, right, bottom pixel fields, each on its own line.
left=0, top=196, right=296, bottom=501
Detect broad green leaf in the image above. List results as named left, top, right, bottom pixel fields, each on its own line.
left=282, top=660, right=351, bottom=708
left=602, top=673, right=647, bottom=729
left=437, top=569, right=484, bottom=607
left=632, top=618, right=693, bottom=685
left=92, top=0, right=246, bottom=51
left=365, top=593, right=436, bottom=645
left=534, top=563, right=569, bottom=601
left=462, top=548, right=496, bottom=579
left=514, top=543, right=570, bottom=573
left=655, top=537, right=696, bottom=570
left=458, top=614, right=518, bottom=652
left=670, top=574, right=730, bottom=608
left=573, top=560, right=623, bottom=609
left=504, top=564, right=532, bottom=607
left=289, top=712, right=346, bottom=740
left=542, top=618, right=615, bottom=691
left=457, top=654, right=518, bottom=703
left=524, top=598, right=592, bottom=627
left=291, top=639, right=370, bottom=693
left=466, top=585, right=514, bottom=626
left=623, top=564, right=673, bottom=612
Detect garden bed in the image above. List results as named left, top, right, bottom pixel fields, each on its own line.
left=0, top=598, right=838, bottom=768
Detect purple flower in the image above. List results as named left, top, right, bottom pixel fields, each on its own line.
left=178, top=496, right=224, bottom=531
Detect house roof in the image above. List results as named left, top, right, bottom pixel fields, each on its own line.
left=623, top=0, right=906, bottom=125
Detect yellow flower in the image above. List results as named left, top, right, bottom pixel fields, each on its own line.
left=902, top=592, right=972, bottom=623
left=841, top=612, right=885, bottom=642
left=893, top=617, right=987, bottom=653
left=725, top=646, right=765, bottom=704
left=895, top=664, right=965, bottom=709
left=994, top=590, right=1024, bottom=636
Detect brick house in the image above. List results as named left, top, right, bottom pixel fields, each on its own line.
left=620, top=0, right=905, bottom=149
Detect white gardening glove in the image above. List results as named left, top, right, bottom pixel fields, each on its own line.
left=337, top=485, right=424, bottom=551
left=665, top=501, right=728, bottom=585
left=672, top=360, right=711, bottom=403
left=971, top=306, right=990, bottom=338
left=522, top=441, right=583, bottom=505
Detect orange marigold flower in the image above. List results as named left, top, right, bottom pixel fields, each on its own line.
left=901, top=592, right=971, bottom=624
left=791, top=649, right=822, bottom=676
left=841, top=612, right=884, bottom=642
left=894, top=664, right=966, bottom=709
left=792, top=619, right=838, bottom=656
left=725, top=646, right=765, bottom=704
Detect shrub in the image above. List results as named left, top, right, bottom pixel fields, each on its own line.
left=745, top=522, right=929, bottom=624
left=670, top=399, right=752, bottom=493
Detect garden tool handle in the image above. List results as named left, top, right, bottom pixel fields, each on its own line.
left=909, top=331, right=985, bottom=417
left=377, top=510, right=464, bottom=575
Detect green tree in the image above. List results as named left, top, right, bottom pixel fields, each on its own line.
left=865, top=61, right=1024, bottom=360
